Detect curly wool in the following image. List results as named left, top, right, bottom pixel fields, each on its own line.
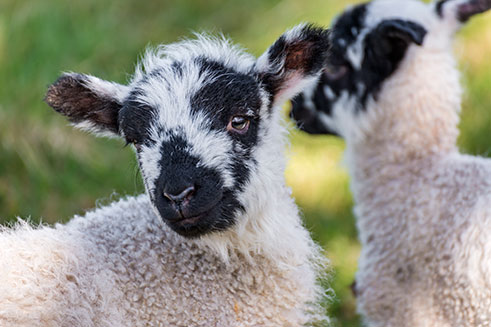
left=347, top=48, right=491, bottom=326
left=290, top=0, right=491, bottom=325
left=1, top=25, right=333, bottom=326
left=0, top=195, right=328, bottom=327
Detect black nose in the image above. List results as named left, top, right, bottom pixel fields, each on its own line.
left=163, top=185, right=195, bottom=204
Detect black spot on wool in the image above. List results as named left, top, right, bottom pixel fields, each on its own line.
left=152, top=132, right=243, bottom=238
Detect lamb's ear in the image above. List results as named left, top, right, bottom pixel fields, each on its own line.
left=365, top=20, right=427, bottom=65
left=45, top=73, right=130, bottom=137
left=436, top=0, right=491, bottom=23
left=375, top=20, right=427, bottom=46
left=255, top=24, right=330, bottom=107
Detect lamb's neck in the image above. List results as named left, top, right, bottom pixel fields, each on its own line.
left=344, top=60, right=462, bottom=201
left=346, top=45, right=462, bottom=169
left=345, top=129, right=458, bottom=183
left=200, top=181, right=317, bottom=268
left=200, top=114, right=319, bottom=266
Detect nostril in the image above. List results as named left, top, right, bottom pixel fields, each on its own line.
left=163, top=185, right=196, bottom=203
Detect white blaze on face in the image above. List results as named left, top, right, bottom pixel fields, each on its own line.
left=134, top=73, right=236, bottom=194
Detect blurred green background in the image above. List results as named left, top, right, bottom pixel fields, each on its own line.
left=0, top=0, right=490, bottom=325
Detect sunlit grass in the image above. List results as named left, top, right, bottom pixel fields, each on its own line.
left=287, top=132, right=349, bottom=212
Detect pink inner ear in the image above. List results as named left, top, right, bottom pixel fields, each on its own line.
left=284, top=41, right=313, bottom=70
left=274, top=71, right=310, bottom=106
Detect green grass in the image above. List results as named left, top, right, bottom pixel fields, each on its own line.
left=0, top=1, right=490, bottom=326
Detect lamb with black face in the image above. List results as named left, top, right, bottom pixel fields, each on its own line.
left=116, top=60, right=264, bottom=237
left=290, top=0, right=428, bottom=137
left=45, top=24, right=330, bottom=238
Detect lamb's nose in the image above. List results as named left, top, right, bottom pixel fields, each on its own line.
left=163, top=185, right=196, bottom=204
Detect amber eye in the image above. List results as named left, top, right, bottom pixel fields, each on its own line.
left=227, top=116, right=250, bottom=134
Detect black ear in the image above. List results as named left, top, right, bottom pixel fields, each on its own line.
left=45, top=73, right=129, bottom=137
left=255, top=24, right=330, bottom=107
left=375, top=20, right=427, bottom=47
left=365, top=19, right=427, bottom=67
left=457, top=0, right=491, bottom=21
left=437, top=0, right=491, bottom=23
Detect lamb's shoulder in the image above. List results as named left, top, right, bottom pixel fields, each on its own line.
left=64, top=195, right=320, bottom=326
left=0, top=218, right=127, bottom=326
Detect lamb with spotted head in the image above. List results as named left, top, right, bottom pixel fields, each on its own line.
left=0, top=24, right=331, bottom=327
left=291, top=0, right=491, bottom=326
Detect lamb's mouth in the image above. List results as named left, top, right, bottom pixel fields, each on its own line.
left=157, top=191, right=237, bottom=237
left=166, top=199, right=223, bottom=236
left=175, top=212, right=207, bottom=226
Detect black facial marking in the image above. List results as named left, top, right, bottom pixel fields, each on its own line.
left=193, top=58, right=262, bottom=119
left=45, top=74, right=122, bottom=134
left=290, top=80, right=338, bottom=135
left=118, top=89, right=158, bottom=146
left=151, top=132, right=243, bottom=237
left=316, top=4, right=371, bottom=100
left=330, top=5, right=427, bottom=103
left=191, top=58, right=262, bottom=189
left=435, top=0, right=451, bottom=17
left=192, top=57, right=262, bottom=130
left=290, top=3, right=428, bottom=136
left=330, top=3, right=368, bottom=60
left=360, top=19, right=427, bottom=102
left=290, top=4, right=369, bottom=134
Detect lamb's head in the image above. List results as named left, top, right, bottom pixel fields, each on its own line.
left=290, top=0, right=491, bottom=142
left=45, top=25, right=329, bottom=238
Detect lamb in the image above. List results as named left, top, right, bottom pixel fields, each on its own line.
left=290, top=0, right=491, bottom=326
left=0, top=24, right=332, bottom=327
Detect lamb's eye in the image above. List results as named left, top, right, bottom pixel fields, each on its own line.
left=227, top=116, right=250, bottom=134
left=324, top=64, right=348, bottom=81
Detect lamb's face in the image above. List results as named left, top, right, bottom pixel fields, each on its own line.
left=120, top=59, right=264, bottom=238
left=46, top=26, right=330, bottom=238
left=290, top=0, right=491, bottom=139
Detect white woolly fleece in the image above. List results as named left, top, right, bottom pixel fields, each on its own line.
left=3, top=26, right=333, bottom=326
left=339, top=1, right=491, bottom=326
left=0, top=195, right=328, bottom=327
